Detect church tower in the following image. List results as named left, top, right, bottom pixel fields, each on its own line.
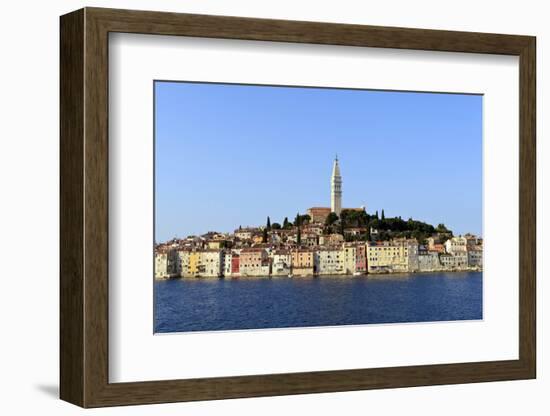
left=331, top=155, right=342, bottom=216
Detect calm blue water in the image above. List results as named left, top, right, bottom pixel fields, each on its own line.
left=154, top=272, right=482, bottom=333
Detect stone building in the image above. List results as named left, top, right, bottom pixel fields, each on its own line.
left=315, top=247, right=344, bottom=275
left=239, top=248, right=270, bottom=277
left=291, top=248, right=314, bottom=277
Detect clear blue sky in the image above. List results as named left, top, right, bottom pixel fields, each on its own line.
left=155, top=81, right=482, bottom=242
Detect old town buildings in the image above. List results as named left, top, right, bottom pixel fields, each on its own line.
left=155, top=234, right=482, bottom=279
left=155, top=157, right=483, bottom=279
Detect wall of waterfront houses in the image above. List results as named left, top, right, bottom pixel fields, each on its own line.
left=154, top=237, right=483, bottom=279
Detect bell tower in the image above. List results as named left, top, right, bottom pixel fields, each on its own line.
left=331, top=155, right=342, bottom=216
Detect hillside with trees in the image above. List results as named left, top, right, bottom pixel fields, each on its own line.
left=322, top=209, right=452, bottom=244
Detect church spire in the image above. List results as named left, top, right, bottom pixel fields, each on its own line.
left=331, top=156, right=342, bottom=216
left=332, top=155, right=341, bottom=178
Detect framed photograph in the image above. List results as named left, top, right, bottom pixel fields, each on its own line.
left=60, top=7, right=536, bottom=407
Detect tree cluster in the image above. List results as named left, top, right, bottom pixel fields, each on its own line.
left=261, top=209, right=452, bottom=246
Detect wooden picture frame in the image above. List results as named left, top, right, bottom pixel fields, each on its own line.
left=60, top=7, right=536, bottom=408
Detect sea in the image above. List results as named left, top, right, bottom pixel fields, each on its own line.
left=154, top=271, right=482, bottom=333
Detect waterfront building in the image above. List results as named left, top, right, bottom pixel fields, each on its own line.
left=404, top=239, right=420, bottom=272
left=291, top=248, right=315, bottom=277
left=343, top=243, right=356, bottom=274
left=154, top=248, right=177, bottom=279
left=272, top=249, right=292, bottom=276
left=223, top=250, right=232, bottom=277
left=418, top=251, right=443, bottom=271
left=239, top=248, right=270, bottom=276
left=467, top=246, right=483, bottom=268
left=315, top=247, right=344, bottom=275
left=355, top=244, right=367, bottom=274
left=188, top=251, right=200, bottom=276
left=439, top=252, right=468, bottom=270
left=199, top=249, right=223, bottom=277
left=367, top=240, right=409, bottom=273
left=231, top=252, right=240, bottom=276
left=176, top=248, right=191, bottom=277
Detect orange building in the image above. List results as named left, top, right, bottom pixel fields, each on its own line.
left=291, top=248, right=314, bottom=277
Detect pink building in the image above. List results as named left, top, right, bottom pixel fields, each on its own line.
left=355, top=244, right=367, bottom=274
left=231, top=254, right=240, bottom=275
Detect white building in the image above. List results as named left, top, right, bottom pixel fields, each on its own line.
left=316, top=247, right=344, bottom=275
left=223, top=250, right=232, bottom=277
left=271, top=250, right=291, bottom=276
left=154, top=249, right=176, bottom=279
left=444, top=236, right=468, bottom=254
left=198, top=250, right=223, bottom=277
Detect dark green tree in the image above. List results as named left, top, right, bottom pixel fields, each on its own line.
left=283, top=217, right=290, bottom=229
left=266, top=216, right=271, bottom=230
left=262, top=227, right=268, bottom=243
left=381, top=209, right=385, bottom=220
left=294, top=213, right=311, bottom=227
left=271, top=222, right=281, bottom=230
left=325, top=212, right=339, bottom=226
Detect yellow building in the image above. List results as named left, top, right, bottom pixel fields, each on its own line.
left=189, top=251, right=200, bottom=276
left=367, top=241, right=409, bottom=273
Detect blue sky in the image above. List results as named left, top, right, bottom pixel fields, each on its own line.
left=155, top=81, right=482, bottom=242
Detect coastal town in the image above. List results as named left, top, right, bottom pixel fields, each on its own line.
left=155, top=157, right=483, bottom=279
